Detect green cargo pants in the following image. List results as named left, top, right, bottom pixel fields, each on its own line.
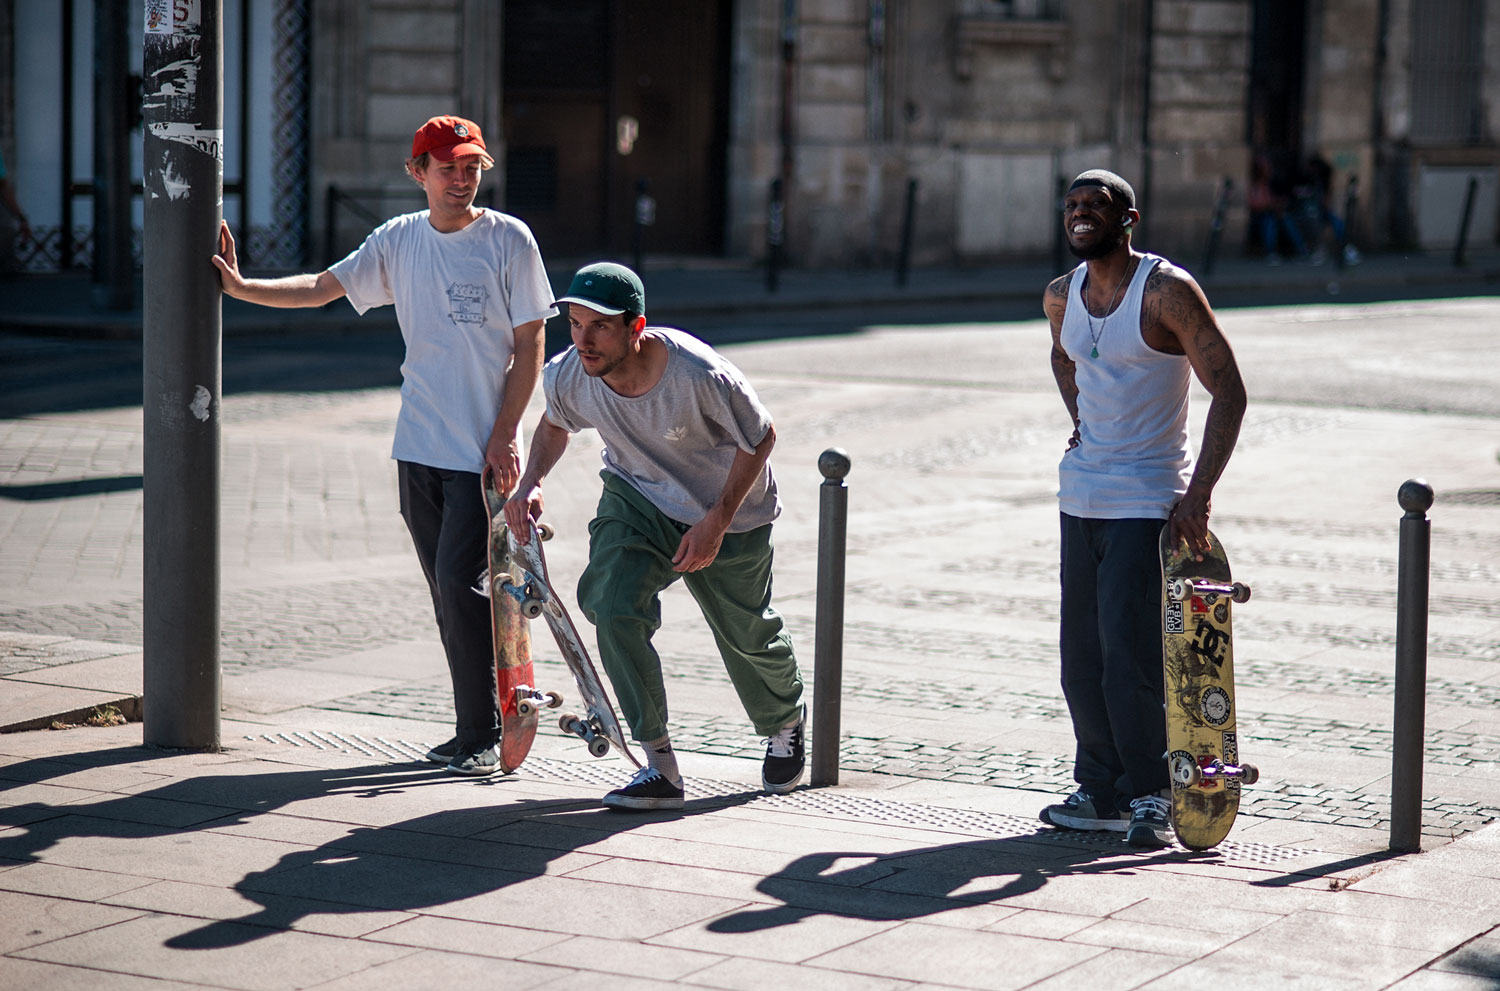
left=577, top=472, right=804, bottom=743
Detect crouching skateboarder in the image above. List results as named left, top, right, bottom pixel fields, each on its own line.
left=505, top=263, right=807, bottom=810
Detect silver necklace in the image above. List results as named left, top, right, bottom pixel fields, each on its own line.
left=1082, top=260, right=1133, bottom=359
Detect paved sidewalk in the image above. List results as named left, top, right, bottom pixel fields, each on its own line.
left=3, top=264, right=1500, bottom=988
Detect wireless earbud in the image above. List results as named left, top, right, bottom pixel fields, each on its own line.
left=1121, top=217, right=1134, bottom=229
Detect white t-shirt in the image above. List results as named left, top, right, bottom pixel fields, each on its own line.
left=330, top=209, right=557, bottom=472
left=544, top=328, right=781, bottom=531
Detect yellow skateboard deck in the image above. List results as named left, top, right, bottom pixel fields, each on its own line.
left=1160, top=525, right=1258, bottom=850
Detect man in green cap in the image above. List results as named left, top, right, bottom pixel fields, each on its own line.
left=505, top=262, right=806, bottom=810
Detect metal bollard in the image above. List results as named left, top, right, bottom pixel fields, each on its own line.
left=1390, top=478, right=1434, bottom=853
left=811, top=448, right=850, bottom=787
left=1453, top=176, right=1478, bottom=269
left=895, top=179, right=917, bottom=287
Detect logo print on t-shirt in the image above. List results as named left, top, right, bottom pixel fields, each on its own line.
left=664, top=426, right=688, bottom=443
left=447, top=282, right=488, bottom=325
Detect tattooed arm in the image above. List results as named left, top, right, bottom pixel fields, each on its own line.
left=1044, top=272, right=1082, bottom=451
left=1143, top=263, right=1247, bottom=557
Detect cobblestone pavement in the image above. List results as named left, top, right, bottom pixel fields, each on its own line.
left=4, top=295, right=1500, bottom=855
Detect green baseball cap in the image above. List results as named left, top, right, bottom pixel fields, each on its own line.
left=555, top=262, right=645, bottom=316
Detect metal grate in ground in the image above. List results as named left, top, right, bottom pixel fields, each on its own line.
left=244, top=731, right=1323, bottom=867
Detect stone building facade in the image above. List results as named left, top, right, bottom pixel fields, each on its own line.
left=3, top=0, right=1498, bottom=274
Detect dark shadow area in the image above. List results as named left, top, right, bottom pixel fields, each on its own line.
left=0, top=744, right=759, bottom=948
left=705, top=833, right=1213, bottom=933
left=0, top=475, right=143, bottom=500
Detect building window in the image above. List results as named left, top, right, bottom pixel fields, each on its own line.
left=1410, top=0, right=1485, bottom=146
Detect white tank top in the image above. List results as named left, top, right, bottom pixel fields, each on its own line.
left=1058, top=252, right=1191, bottom=519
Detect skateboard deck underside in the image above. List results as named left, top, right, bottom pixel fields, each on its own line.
left=1161, top=527, right=1241, bottom=850
left=512, top=528, right=640, bottom=768
left=483, top=473, right=537, bottom=774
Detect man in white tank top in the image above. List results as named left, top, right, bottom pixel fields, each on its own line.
left=1038, top=170, right=1247, bottom=849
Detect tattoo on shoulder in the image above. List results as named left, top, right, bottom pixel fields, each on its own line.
left=1047, top=272, right=1072, bottom=298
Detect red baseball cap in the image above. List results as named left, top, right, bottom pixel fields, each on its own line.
left=411, top=115, right=489, bottom=162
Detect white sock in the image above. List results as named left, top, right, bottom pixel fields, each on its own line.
left=643, top=735, right=680, bottom=784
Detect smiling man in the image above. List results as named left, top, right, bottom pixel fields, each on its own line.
left=1038, top=169, right=1247, bottom=848
left=505, top=262, right=807, bottom=810
left=213, top=115, right=556, bottom=777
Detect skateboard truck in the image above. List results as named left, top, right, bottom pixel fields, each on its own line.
left=1170, top=751, right=1260, bottom=788
left=559, top=712, right=612, bottom=758
left=1167, top=577, right=1251, bottom=603
left=513, top=685, right=564, bottom=718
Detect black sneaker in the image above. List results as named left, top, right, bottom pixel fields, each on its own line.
left=425, top=737, right=460, bottom=765
left=762, top=707, right=806, bottom=795
left=603, top=767, right=685, bottom=811
left=445, top=744, right=501, bottom=777
left=1039, top=789, right=1129, bottom=832
left=1126, top=792, right=1174, bottom=848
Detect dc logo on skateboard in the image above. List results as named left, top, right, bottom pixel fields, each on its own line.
left=1200, top=685, right=1231, bottom=726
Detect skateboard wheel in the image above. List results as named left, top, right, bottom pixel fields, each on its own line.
left=518, top=698, right=537, bottom=717
left=1239, top=763, right=1259, bottom=785
left=1167, top=578, right=1191, bottom=602
left=544, top=691, right=564, bottom=709
left=559, top=713, right=582, bottom=735
left=536, top=522, right=555, bottom=542
left=520, top=598, right=544, bottom=620
left=587, top=736, right=610, bottom=758
left=1231, top=582, right=1252, bottom=603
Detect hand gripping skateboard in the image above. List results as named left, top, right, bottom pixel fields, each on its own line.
left=1160, top=525, right=1258, bottom=850
left=481, top=468, right=563, bottom=773
left=499, top=520, right=641, bottom=769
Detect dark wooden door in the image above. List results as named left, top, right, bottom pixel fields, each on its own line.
left=501, top=0, right=729, bottom=259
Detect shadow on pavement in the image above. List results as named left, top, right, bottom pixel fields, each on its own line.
left=706, top=835, right=1208, bottom=933
left=0, top=745, right=759, bottom=948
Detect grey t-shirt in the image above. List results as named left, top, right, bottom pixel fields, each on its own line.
left=543, top=328, right=781, bottom=531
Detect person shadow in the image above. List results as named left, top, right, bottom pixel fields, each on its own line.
left=706, top=831, right=1211, bottom=933
left=0, top=744, right=759, bottom=948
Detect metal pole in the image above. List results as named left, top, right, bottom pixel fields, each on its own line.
left=1389, top=478, right=1433, bottom=853
left=142, top=0, right=224, bottom=749
left=811, top=448, right=850, bottom=787
left=1200, top=176, right=1231, bottom=277
left=93, top=0, right=134, bottom=309
left=894, top=178, right=916, bottom=287
left=1452, top=176, right=1478, bottom=269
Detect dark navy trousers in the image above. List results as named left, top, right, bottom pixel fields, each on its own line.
left=1058, top=513, right=1170, bottom=808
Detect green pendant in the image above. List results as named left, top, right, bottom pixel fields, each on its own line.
left=1090, top=345, right=1099, bottom=358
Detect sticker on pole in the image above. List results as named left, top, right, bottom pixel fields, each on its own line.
left=146, top=0, right=201, bottom=35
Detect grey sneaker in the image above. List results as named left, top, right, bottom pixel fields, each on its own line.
left=1039, top=789, right=1129, bottom=832
left=445, top=744, right=501, bottom=777
left=1126, top=792, right=1174, bottom=848
left=761, top=707, right=806, bottom=795
left=425, top=737, right=460, bottom=765
left=603, top=766, right=686, bottom=811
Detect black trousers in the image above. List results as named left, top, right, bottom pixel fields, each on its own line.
left=1058, top=513, right=1170, bottom=806
left=397, top=461, right=498, bottom=749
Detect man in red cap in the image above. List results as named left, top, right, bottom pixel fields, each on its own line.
left=213, top=115, right=557, bottom=777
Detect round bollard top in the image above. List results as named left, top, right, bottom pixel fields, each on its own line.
left=818, top=448, right=851, bottom=481
left=1397, top=478, right=1435, bottom=514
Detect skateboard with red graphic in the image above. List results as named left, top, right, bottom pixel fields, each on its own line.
left=481, top=468, right=563, bottom=773
left=498, top=520, right=640, bottom=769
left=1160, top=525, right=1258, bottom=850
